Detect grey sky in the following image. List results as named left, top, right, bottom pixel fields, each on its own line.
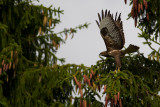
left=36, top=0, right=151, bottom=66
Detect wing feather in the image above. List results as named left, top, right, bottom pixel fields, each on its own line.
left=102, top=10, right=104, bottom=19
left=105, top=9, right=107, bottom=17
left=96, top=9, right=125, bottom=51
left=98, top=13, right=101, bottom=22
left=115, top=13, right=125, bottom=46
left=96, top=20, right=100, bottom=27
left=115, top=12, right=118, bottom=21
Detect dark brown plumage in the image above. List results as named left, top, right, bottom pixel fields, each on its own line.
left=96, top=9, right=139, bottom=70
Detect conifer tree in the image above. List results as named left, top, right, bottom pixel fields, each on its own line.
left=0, top=0, right=89, bottom=106
left=0, top=0, right=160, bottom=107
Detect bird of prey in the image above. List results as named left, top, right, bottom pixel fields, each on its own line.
left=96, top=9, right=139, bottom=71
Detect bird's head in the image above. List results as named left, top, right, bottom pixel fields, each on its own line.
left=99, top=51, right=110, bottom=57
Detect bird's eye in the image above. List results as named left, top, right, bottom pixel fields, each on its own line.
left=100, top=27, right=108, bottom=36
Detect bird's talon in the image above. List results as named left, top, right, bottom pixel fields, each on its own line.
left=114, top=69, right=118, bottom=73
left=118, top=68, right=121, bottom=72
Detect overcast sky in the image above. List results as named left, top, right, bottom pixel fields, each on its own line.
left=35, top=0, right=152, bottom=66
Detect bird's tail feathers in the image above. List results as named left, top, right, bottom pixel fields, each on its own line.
left=122, top=44, right=139, bottom=54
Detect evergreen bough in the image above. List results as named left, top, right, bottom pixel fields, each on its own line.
left=0, top=0, right=160, bottom=107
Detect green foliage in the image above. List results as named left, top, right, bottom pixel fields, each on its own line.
left=12, top=66, right=73, bottom=107
left=0, top=0, right=160, bottom=107
left=0, top=0, right=89, bottom=107
left=128, top=0, right=160, bottom=54
left=138, top=0, right=160, bottom=40
left=93, top=55, right=160, bottom=106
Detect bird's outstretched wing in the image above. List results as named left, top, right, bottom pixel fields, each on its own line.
left=96, top=10, right=125, bottom=51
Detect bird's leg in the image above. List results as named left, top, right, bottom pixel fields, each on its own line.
left=116, top=64, right=121, bottom=72
left=114, top=61, right=121, bottom=73
left=114, top=55, right=121, bottom=73
left=114, top=62, right=117, bottom=73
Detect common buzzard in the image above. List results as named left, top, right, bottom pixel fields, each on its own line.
left=96, top=9, right=139, bottom=70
